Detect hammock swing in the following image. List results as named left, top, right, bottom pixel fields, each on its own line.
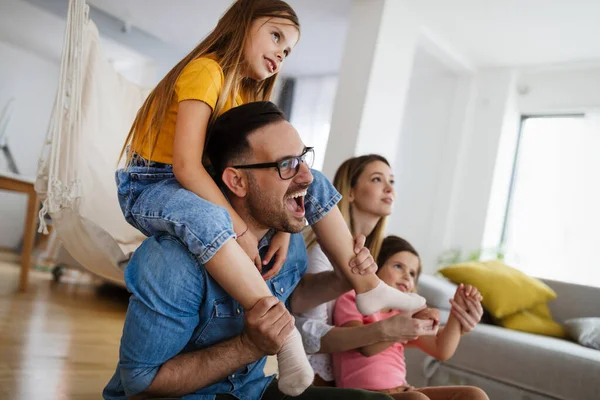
left=36, top=0, right=149, bottom=285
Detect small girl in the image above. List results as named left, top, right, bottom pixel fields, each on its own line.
left=333, top=236, right=489, bottom=400
left=116, top=0, right=425, bottom=395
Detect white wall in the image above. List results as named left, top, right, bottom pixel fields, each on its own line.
left=386, top=48, right=472, bottom=273
left=0, top=41, right=59, bottom=249
left=444, top=65, right=600, bottom=269
left=483, top=65, right=600, bottom=252
left=517, top=66, right=600, bottom=114
left=383, top=59, right=600, bottom=274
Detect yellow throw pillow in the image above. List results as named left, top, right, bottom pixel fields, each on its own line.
left=438, top=260, right=556, bottom=319
left=501, top=303, right=566, bottom=338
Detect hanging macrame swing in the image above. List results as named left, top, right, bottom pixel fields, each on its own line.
left=36, top=0, right=149, bottom=285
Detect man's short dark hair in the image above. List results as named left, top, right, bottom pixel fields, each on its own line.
left=206, top=101, right=287, bottom=179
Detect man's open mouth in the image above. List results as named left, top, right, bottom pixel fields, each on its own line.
left=285, top=190, right=307, bottom=217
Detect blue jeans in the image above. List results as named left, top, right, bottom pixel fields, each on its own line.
left=115, top=158, right=341, bottom=264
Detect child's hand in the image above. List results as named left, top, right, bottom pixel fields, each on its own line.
left=449, top=283, right=484, bottom=334
left=237, top=229, right=262, bottom=272
left=412, top=307, right=441, bottom=331
left=349, top=234, right=377, bottom=275
left=262, top=231, right=290, bottom=280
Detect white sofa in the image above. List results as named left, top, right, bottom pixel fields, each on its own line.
left=405, top=274, right=600, bottom=400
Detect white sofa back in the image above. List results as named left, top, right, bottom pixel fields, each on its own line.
left=542, top=278, right=600, bottom=322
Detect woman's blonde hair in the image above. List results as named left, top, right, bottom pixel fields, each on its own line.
left=118, top=0, right=300, bottom=164
left=305, top=154, right=391, bottom=260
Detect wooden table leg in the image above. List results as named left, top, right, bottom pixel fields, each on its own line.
left=20, top=191, right=39, bottom=292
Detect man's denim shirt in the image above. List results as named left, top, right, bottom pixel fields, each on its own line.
left=103, top=231, right=308, bottom=400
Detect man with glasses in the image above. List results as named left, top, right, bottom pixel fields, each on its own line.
left=104, top=101, right=401, bottom=400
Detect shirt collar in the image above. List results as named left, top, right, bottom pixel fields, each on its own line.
left=258, top=229, right=276, bottom=251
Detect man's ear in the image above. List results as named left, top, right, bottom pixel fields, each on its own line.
left=222, top=167, right=248, bottom=198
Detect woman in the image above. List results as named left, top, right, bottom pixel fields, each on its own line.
left=296, top=155, right=427, bottom=385
left=296, top=155, right=484, bottom=387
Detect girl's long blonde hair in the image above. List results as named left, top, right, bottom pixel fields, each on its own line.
left=118, top=0, right=299, bottom=164
left=305, top=155, right=391, bottom=260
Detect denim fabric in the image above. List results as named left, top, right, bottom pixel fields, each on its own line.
left=103, top=232, right=308, bottom=400
left=115, top=163, right=340, bottom=264
left=304, top=169, right=342, bottom=226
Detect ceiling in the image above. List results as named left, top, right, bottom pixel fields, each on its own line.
left=411, top=0, right=600, bottom=68
left=87, top=0, right=600, bottom=73
left=87, top=0, right=352, bottom=76
left=5, top=0, right=600, bottom=77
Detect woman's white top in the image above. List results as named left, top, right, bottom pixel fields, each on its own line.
left=294, top=244, right=336, bottom=382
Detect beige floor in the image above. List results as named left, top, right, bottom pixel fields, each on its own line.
left=0, top=257, right=278, bottom=400
left=0, top=259, right=127, bottom=400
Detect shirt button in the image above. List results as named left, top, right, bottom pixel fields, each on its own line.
left=280, top=287, right=284, bottom=293
left=236, top=308, right=241, bottom=314
left=231, top=374, right=235, bottom=379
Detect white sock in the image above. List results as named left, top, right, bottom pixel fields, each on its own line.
left=277, top=327, right=314, bottom=396
left=356, top=280, right=426, bottom=316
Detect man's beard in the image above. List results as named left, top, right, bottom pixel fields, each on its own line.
left=246, top=176, right=306, bottom=233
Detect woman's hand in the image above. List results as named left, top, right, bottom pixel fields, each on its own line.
left=381, top=313, right=438, bottom=342
left=412, top=307, right=441, bottom=330
left=262, top=232, right=291, bottom=280
left=449, top=284, right=484, bottom=334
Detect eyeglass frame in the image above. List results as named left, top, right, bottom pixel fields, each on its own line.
left=232, top=147, right=315, bottom=180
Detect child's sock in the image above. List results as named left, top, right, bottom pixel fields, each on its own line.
left=277, top=327, right=314, bottom=396
left=356, top=280, right=426, bottom=316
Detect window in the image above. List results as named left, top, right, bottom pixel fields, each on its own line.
left=501, top=115, right=600, bottom=287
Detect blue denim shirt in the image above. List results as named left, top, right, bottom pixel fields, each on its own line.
left=103, top=231, right=308, bottom=400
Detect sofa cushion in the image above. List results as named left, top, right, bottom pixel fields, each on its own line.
left=500, top=303, right=566, bottom=338
left=441, top=323, right=600, bottom=399
left=564, top=317, right=600, bottom=350
left=438, top=260, right=556, bottom=319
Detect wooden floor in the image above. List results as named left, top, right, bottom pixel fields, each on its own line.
left=0, top=257, right=279, bottom=399
left=0, top=259, right=129, bottom=400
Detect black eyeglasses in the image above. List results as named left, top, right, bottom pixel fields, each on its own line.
left=233, top=147, right=315, bottom=180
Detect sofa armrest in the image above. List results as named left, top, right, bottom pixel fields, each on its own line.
left=541, top=278, right=600, bottom=323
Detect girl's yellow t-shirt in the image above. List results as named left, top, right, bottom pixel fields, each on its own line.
left=132, top=55, right=244, bottom=164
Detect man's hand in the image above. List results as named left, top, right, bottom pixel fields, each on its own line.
left=412, top=307, right=441, bottom=330
left=241, top=297, right=294, bottom=359
left=381, top=313, right=438, bottom=342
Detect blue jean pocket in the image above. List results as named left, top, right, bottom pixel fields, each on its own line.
left=268, top=267, right=300, bottom=299
left=196, top=296, right=244, bottom=347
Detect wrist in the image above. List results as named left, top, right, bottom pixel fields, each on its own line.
left=376, top=319, right=392, bottom=341
left=238, top=333, right=264, bottom=361
left=236, top=225, right=249, bottom=239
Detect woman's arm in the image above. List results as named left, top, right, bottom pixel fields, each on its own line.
left=319, top=313, right=434, bottom=354
left=339, top=321, right=395, bottom=357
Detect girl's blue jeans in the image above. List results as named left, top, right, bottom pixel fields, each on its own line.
left=115, top=156, right=341, bottom=264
